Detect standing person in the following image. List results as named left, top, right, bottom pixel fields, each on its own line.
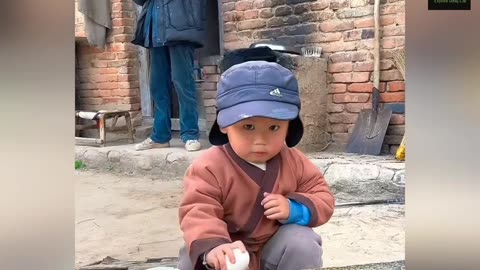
left=131, top=0, right=206, bottom=151
left=178, top=61, right=335, bottom=270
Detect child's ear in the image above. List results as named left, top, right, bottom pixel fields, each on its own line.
left=220, top=127, right=227, bottom=134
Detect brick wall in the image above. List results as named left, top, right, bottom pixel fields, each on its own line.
left=75, top=0, right=140, bottom=113
left=222, top=0, right=405, bottom=153
left=200, top=65, right=222, bottom=131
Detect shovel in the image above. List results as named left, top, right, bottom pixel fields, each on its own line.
left=346, top=0, right=392, bottom=155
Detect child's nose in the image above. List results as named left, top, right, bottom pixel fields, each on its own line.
left=254, top=133, right=268, bottom=145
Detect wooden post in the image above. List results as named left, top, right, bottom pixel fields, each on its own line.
left=98, top=115, right=106, bottom=147
left=125, top=112, right=134, bottom=144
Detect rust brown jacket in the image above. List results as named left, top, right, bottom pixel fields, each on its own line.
left=179, top=144, right=335, bottom=269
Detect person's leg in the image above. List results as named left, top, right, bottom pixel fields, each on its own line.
left=177, top=245, right=194, bottom=270
left=150, top=46, right=173, bottom=143
left=169, top=43, right=201, bottom=150
left=261, top=224, right=323, bottom=270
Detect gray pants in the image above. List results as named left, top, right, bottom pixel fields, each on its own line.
left=178, top=224, right=323, bottom=270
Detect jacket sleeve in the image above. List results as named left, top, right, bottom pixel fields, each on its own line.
left=132, top=0, right=147, bottom=6
left=179, top=161, right=232, bottom=268
left=286, top=148, right=335, bottom=227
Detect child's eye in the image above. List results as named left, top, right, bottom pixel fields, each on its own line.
left=243, top=124, right=255, bottom=130
left=270, top=125, right=280, bottom=131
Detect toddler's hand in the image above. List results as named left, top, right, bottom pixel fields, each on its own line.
left=261, top=192, right=290, bottom=220
left=205, top=240, right=247, bottom=270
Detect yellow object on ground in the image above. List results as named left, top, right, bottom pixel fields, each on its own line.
left=396, top=136, right=405, bottom=161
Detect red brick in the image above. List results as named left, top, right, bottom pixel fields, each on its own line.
left=78, top=83, right=96, bottom=90
left=381, top=60, right=395, bottom=70
left=237, top=19, right=266, bottom=30
left=204, top=74, right=221, bottom=83
left=97, top=53, right=116, bottom=60
left=79, top=97, right=103, bottom=105
left=259, top=8, right=274, bottom=18
left=112, top=2, right=134, bottom=12
left=352, top=72, right=370, bottom=82
left=354, top=62, right=374, bottom=72
left=112, top=18, right=135, bottom=27
left=118, top=74, right=138, bottom=82
left=224, top=22, right=236, bottom=32
left=343, top=29, right=363, bottom=41
left=202, top=90, right=218, bottom=99
left=330, top=0, right=351, bottom=10
left=107, top=60, right=132, bottom=68
left=396, top=13, right=405, bottom=25
left=235, top=1, right=253, bottom=11
left=345, top=103, right=372, bottom=113
left=328, top=63, right=353, bottom=73
left=355, top=18, right=373, bottom=28
left=329, top=83, right=347, bottom=94
left=116, top=52, right=136, bottom=59
left=114, top=34, right=133, bottom=43
left=380, top=92, right=405, bottom=102
left=204, top=99, right=217, bottom=107
left=99, top=68, right=119, bottom=75
left=111, top=26, right=134, bottom=35
left=224, top=32, right=239, bottom=42
left=380, top=15, right=396, bottom=26
left=381, top=4, right=405, bottom=15
left=348, top=83, right=374, bottom=93
left=254, top=0, right=269, bottom=9
left=118, top=81, right=139, bottom=89
left=311, top=0, right=330, bottom=10
left=244, top=10, right=259, bottom=19
left=304, top=32, right=342, bottom=43
left=93, top=74, right=118, bottom=83
left=327, top=103, right=345, bottom=113
left=201, top=82, right=218, bottom=91
left=330, top=73, right=351, bottom=83
left=358, top=40, right=374, bottom=50
left=389, top=114, right=405, bottom=125
left=333, top=93, right=370, bottom=103
left=202, top=66, right=219, bottom=74
left=112, top=88, right=139, bottom=97
left=387, top=81, right=405, bottom=92
left=111, top=11, right=136, bottom=19
left=382, top=25, right=405, bottom=37
left=97, top=82, right=119, bottom=90
left=322, top=41, right=357, bottom=53
left=319, top=20, right=354, bottom=32
left=381, top=37, right=396, bottom=49
left=380, top=70, right=403, bottom=81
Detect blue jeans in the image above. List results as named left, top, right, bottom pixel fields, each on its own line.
left=149, top=44, right=199, bottom=143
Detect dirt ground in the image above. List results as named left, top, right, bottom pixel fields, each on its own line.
left=75, top=171, right=404, bottom=268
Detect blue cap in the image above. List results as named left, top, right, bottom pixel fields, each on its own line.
left=209, top=61, right=304, bottom=147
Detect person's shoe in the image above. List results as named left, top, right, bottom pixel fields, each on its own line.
left=185, top=140, right=202, bottom=152
left=135, top=138, right=170, bottom=151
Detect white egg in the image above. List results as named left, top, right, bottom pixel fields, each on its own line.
left=225, top=248, right=250, bottom=270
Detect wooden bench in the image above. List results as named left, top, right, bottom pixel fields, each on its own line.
left=75, top=110, right=134, bottom=147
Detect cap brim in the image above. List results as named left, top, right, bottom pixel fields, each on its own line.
left=209, top=114, right=304, bottom=147
left=217, top=100, right=299, bottom=128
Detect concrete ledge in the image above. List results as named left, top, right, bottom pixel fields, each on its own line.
left=75, top=139, right=405, bottom=203
left=79, top=257, right=404, bottom=270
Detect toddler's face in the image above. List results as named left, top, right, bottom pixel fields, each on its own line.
left=221, top=117, right=289, bottom=163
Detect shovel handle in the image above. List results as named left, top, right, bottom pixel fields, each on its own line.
left=372, top=87, right=380, bottom=112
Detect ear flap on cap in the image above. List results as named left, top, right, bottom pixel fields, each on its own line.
left=208, top=113, right=229, bottom=146
left=286, top=116, right=304, bottom=147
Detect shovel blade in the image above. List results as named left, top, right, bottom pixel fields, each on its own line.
left=346, top=108, right=393, bottom=155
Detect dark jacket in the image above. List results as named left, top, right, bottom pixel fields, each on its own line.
left=132, top=0, right=207, bottom=48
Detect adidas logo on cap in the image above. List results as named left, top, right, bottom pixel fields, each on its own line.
left=269, top=88, right=283, bottom=97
